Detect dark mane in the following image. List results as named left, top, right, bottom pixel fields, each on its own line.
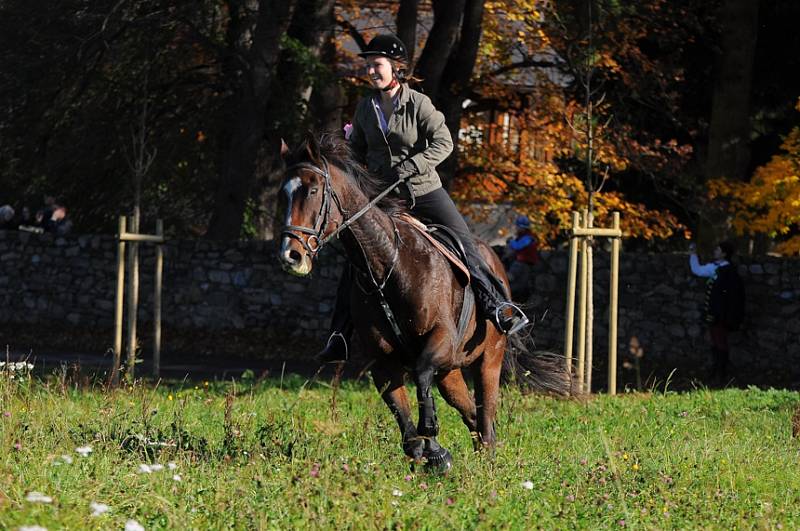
left=292, top=133, right=408, bottom=216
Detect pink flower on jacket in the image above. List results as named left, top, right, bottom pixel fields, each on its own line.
left=343, top=122, right=353, bottom=140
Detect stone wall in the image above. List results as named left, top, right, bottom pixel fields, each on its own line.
left=0, top=229, right=344, bottom=358
left=1, top=229, right=799, bottom=387
left=524, top=249, right=800, bottom=388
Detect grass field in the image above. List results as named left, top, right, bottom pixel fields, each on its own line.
left=2, top=365, right=800, bottom=530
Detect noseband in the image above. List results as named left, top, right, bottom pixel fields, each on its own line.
left=280, top=158, right=345, bottom=257
left=280, top=157, right=405, bottom=258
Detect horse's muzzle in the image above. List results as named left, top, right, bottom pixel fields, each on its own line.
left=279, top=236, right=313, bottom=276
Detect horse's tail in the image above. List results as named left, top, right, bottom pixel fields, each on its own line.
left=502, top=330, right=577, bottom=397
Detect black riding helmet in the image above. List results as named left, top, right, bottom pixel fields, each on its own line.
left=358, top=34, right=408, bottom=63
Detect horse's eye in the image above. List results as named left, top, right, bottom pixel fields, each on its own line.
left=309, top=187, right=319, bottom=196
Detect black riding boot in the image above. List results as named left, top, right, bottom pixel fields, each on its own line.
left=409, top=187, right=529, bottom=335
left=316, top=267, right=354, bottom=363
left=471, top=266, right=529, bottom=335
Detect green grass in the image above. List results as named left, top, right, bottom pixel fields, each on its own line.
left=1, top=369, right=799, bottom=529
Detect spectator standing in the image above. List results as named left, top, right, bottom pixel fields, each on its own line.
left=504, top=215, right=540, bottom=300
left=43, top=205, right=73, bottom=235
left=688, top=240, right=745, bottom=385
left=34, top=195, right=57, bottom=229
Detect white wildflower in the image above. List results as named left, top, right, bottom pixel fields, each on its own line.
left=521, top=480, right=534, bottom=490
left=89, top=501, right=110, bottom=517
left=25, top=492, right=53, bottom=504
left=124, top=520, right=145, bottom=531
left=0, top=361, right=34, bottom=371
left=167, top=462, right=177, bottom=470
left=172, top=474, right=182, bottom=482
left=149, top=464, right=164, bottom=472
left=61, top=455, right=74, bottom=464
left=18, top=526, right=48, bottom=531
left=138, top=464, right=152, bottom=474
left=392, top=489, right=403, bottom=497
left=75, top=446, right=92, bottom=457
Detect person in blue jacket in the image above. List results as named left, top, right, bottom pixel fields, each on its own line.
left=504, top=215, right=540, bottom=299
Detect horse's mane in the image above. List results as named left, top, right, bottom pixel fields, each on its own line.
left=292, top=133, right=408, bottom=216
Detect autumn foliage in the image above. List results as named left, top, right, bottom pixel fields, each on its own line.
left=708, top=98, right=800, bottom=255
left=453, top=0, right=689, bottom=247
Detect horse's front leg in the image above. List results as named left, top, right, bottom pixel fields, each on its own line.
left=415, top=344, right=454, bottom=473
left=371, top=360, right=423, bottom=461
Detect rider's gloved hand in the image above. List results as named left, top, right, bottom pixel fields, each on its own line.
left=385, top=159, right=418, bottom=182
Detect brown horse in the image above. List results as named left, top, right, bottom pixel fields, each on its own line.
left=277, top=134, right=568, bottom=472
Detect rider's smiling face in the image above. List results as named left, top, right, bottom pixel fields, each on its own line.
left=365, top=56, right=394, bottom=89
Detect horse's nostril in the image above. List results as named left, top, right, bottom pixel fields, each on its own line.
left=289, top=249, right=303, bottom=264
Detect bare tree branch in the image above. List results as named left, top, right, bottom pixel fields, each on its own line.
left=336, top=17, right=367, bottom=51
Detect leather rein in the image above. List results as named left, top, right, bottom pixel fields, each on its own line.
left=280, top=158, right=403, bottom=259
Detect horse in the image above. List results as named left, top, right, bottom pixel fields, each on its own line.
left=277, top=133, right=569, bottom=472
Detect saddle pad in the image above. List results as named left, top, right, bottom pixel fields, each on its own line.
left=396, top=213, right=470, bottom=283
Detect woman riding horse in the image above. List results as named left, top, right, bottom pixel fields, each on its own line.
left=278, top=131, right=570, bottom=471
left=317, top=33, right=529, bottom=363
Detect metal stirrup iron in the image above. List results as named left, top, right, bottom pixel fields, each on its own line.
left=495, top=302, right=529, bottom=335
left=326, top=331, right=348, bottom=361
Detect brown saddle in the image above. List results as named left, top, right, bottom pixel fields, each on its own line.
left=396, top=213, right=470, bottom=283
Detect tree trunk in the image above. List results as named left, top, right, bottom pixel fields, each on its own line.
left=414, top=0, right=466, bottom=99
left=396, top=0, right=420, bottom=61
left=310, top=11, right=344, bottom=134
left=206, top=0, right=296, bottom=240
left=432, top=0, right=485, bottom=189
left=252, top=0, right=337, bottom=239
left=699, top=0, right=759, bottom=249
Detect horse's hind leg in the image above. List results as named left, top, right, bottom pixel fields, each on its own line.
left=435, top=369, right=479, bottom=449
left=471, top=343, right=504, bottom=453
left=371, top=360, right=423, bottom=460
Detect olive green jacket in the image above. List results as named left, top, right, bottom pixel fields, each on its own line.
left=349, top=84, right=453, bottom=197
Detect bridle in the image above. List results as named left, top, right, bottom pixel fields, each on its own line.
left=280, top=157, right=405, bottom=260
left=280, top=158, right=343, bottom=257
left=279, top=155, right=416, bottom=352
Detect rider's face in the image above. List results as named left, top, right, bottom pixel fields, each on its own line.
left=365, top=57, right=394, bottom=89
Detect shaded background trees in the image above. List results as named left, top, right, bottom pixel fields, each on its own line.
left=1, top=0, right=798, bottom=253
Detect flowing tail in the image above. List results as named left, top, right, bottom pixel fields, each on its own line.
left=502, top=327, right=577, bottom=397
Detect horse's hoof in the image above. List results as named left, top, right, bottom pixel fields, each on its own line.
left=403, top=439, right=425, bottom=461
left=423, top=447, right=453, bottom=474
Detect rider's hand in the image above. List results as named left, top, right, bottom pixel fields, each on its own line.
left=391, top=159, right=418, bottom=182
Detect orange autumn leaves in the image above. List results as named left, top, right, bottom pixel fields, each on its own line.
left=453, top=141, right=685, bottom=247
left=709, top=99, right=800, bottom=254
left=456, top=0, right=688, bottom=247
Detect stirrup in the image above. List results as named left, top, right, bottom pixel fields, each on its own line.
left=320, top=331, right=348, bottom=362
left=495, top=302, right=529, bottom=335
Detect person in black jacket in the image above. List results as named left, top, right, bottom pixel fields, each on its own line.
left=689, top=240, right=745, bottom=385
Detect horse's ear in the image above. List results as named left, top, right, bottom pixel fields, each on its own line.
left=304, top=132, right=320, bottom=163
left=280, top=138, right=290, bottom=159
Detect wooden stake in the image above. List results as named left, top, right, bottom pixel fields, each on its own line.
left=586, top=212, right=594, bottom=394
left=112, top=216, right=126, bottom=386
left=608, top=212, right=621, bottom=395
left=125, top=214, right=140, bottom=382
left=576, top=210, right=589, bottom=393
left=153, top=219, right=163, bottom=377
left=564, top=212, right=580, bottom=375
